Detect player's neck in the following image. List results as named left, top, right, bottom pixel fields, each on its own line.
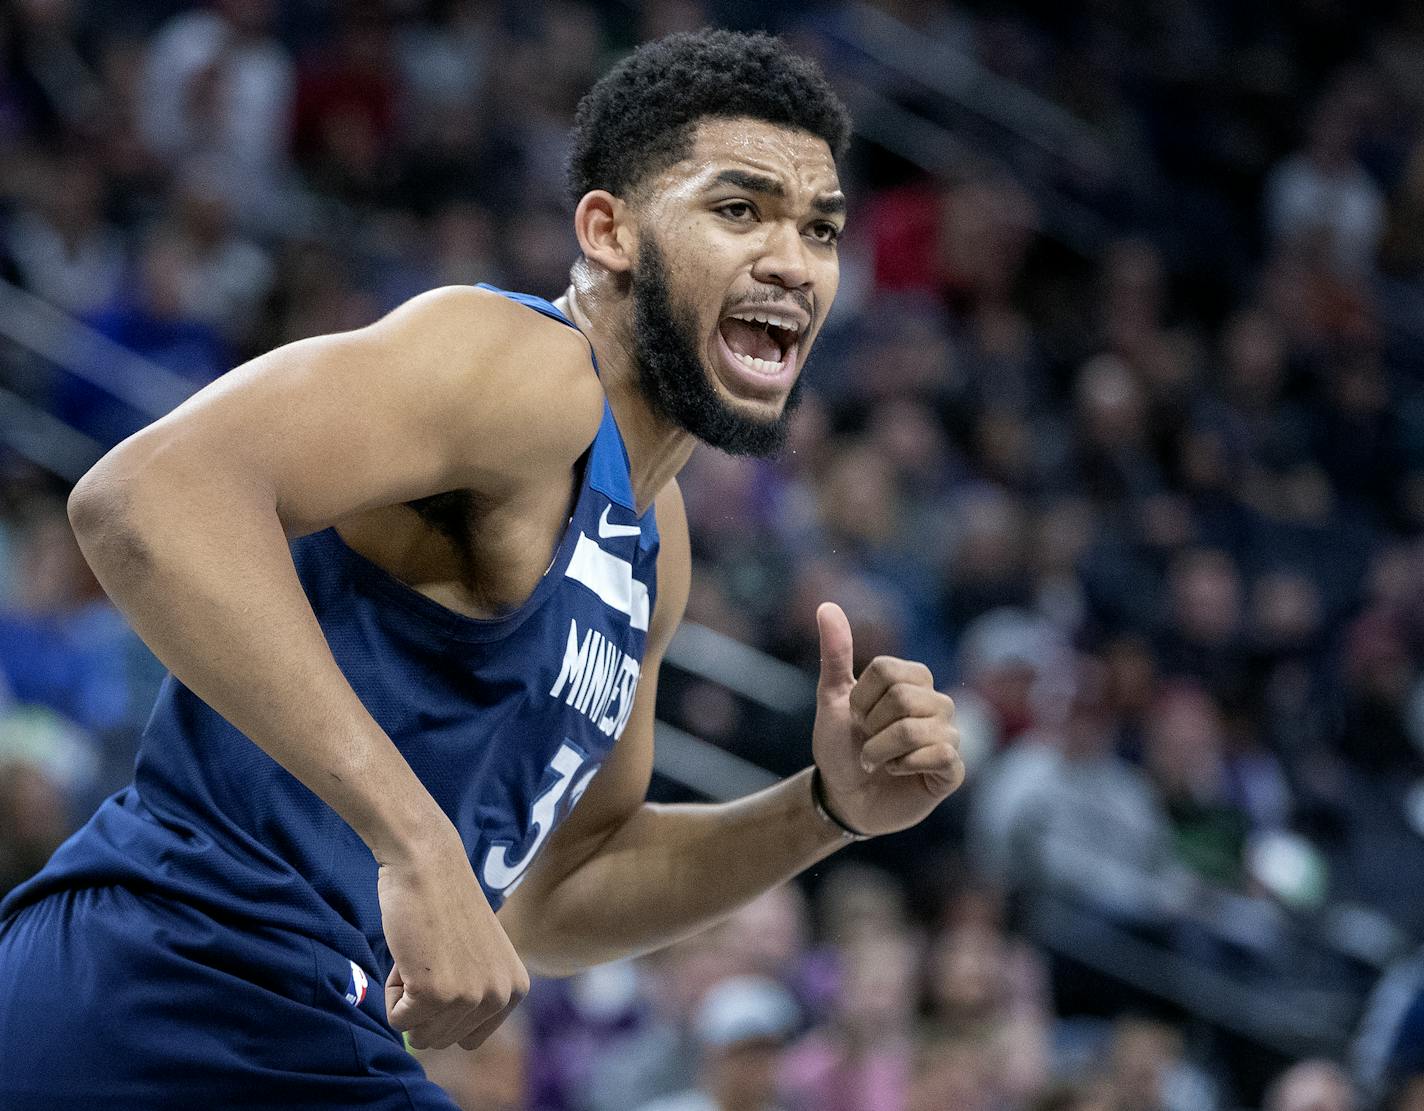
left=556, top=284, right=694, bottom=516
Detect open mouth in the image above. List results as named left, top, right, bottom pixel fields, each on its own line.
left=717, top=309, right=804, bottom=377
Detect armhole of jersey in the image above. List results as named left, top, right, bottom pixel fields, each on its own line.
left=475, top=282, right=656, bottom=548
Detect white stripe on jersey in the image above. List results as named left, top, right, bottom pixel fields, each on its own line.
left=564, top=531, right=650, bottom=631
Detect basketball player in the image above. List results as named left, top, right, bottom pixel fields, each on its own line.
left=0, top=29, right=962, bottom=1109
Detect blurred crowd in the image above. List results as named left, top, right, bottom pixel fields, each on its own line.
left=2, top=0, right=1424, bottom=1108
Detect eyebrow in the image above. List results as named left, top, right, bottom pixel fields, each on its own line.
left=710, top=169, right=847, bottom=217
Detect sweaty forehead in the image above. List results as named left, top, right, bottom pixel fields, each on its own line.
left=660, top=116, right=841, bottom=200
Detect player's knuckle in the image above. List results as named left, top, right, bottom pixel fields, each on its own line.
left=888, top=682, right=916, bottom=713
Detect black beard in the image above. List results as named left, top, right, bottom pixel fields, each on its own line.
left=630, top=237, right=803, bottom=458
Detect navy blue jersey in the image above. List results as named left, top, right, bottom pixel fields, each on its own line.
left=0, top=287, right=659, bottom=981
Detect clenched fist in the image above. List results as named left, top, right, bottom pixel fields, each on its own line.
left=379, top=826, right=529, bottom=1051
left=811, top=602, right=964, bottom=838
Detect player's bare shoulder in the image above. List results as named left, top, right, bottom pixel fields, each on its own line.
left=86, top=283, right=610, bottom=541
left=389, top=285, right=606, bottom=479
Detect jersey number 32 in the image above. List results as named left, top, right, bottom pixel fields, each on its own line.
left=480, top=742, right=597, bottom=895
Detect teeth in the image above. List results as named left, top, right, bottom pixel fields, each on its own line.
left=730, top=310, right=800, bottom=334
left=731, top=350, right=784, bottom=374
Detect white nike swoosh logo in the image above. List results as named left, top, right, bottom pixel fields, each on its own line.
left=598, top=505, right=641, bottom=540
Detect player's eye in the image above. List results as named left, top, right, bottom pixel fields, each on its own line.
left=809, top=221, right=842, bottom=244
left=717, top=201, right=757, bottom=222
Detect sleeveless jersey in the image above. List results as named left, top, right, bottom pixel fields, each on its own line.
left=0, top=287, right=660, bottom=980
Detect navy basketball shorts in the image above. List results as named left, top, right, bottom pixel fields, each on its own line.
left=0, top=885, right=461, bottom=1110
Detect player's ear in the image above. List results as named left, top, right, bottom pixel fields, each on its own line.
left=574, top=190, right=635, bottom=274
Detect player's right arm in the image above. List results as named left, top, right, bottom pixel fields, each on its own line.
left=66, top=285, right=604, bottom=1050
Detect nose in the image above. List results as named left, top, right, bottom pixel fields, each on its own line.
left=751, top=221, right=813, bottom=292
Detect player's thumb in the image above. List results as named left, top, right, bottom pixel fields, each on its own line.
left=386, top=965, right=410, bottom=1028
left=816, top=602, right=855, bottom=698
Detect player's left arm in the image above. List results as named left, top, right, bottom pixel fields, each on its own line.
left=497, top=480, right=964, bottom=977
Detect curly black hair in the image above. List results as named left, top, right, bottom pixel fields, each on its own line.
left=567, top=29, right=852, bottom=203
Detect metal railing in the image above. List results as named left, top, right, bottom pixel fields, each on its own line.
left=812, top=2, right=1146, bottom=256
left=0, top=280, right=197, bottom=418
left=832, top=2, right=1114, bottom=171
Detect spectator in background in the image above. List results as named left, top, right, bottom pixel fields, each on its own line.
left=863, top=398, right=957, bottom=540
left=1214, top=309, right=1309, bottom=467
left=1068, top=353, right=1164, bottom=510
left=921, top=915, right=1051, bottom=1107
left=940, top=486, right=1035, bottom=635
left=906, top=1034, right=997, bottom=1111
left=0, top=706, right=98, bottom=901
left=937, top=171, right=1038, bottom=325
left=814, top=863, right=910, bottom=951
left=524, top=957, right=668, bottom=1111
left=1172, top=412, right=1251, bottom=556
left=57, top=230, right=229, bottom=445
left=1265, top=90, right=1386, bottom=275
left=822, top=299, right=957, bottom=404
left=158, top=160, right=274, bottom=345
left=0, top=755, right=67, bottom=900
left=552, top=889, right=814, bottom=1111
left=1262, top=1061, right=1356, bottom=1111
left=4, top=153, right=125, bottom=316
left=1097, top=239, right=1167, bottom=356
left=1, top=0, right=107, bottom=144
left=1099, top=633, right=1159, bottom=762
left=1392, top=1079, right=1424, bottom=1111
left=1027, top=1081, right=1117, bottom=1111
left=1141, top=684, right=1255, bottom=887
left=138, top=0, right=295, bottom=231
left=0, top=496, right=152, bottom=740
left=395, top=0, right=495, bottom=123
left=479, top=4, right=601, bottom=214
left=1313, top=346, right=1402, bottom=525
left=1027, top=497, right=1096, bottom=637
left=1245, top=566, right=1330, bottom=765
left=1155, top=547, right=1249, bottom=701
left=1334, top=612, right=1424, bottom=777
left=782, top=931, right=918, bottom=1111
left=293, top=2, right=400, bottom=208
left=262, top=235, right=375, bottom=346
left=634, top=975, right=801, bottom=1111
left=1321, top=611, right=1424, bottom=934
left=815, top=439, right=931, bottom=606
left=1103, top=1018, right=1218, bottom=1111
left=951, top=607, right=1066, bottom=759
left=968, top=654, right=1177, bottom=920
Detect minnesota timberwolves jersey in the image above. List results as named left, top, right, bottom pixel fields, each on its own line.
left=0, top=287, right=659, bottom=980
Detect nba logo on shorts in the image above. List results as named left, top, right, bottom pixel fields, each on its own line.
left=344, top=960, right=369, bottom=1006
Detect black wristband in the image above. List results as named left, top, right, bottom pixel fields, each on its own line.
left=811, top=765, right=871, bottom=841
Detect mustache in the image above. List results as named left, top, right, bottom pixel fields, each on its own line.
left=724, top=287, right=813, bottom=321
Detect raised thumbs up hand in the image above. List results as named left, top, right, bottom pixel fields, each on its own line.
left=810, top=602, right=964, bottom=838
